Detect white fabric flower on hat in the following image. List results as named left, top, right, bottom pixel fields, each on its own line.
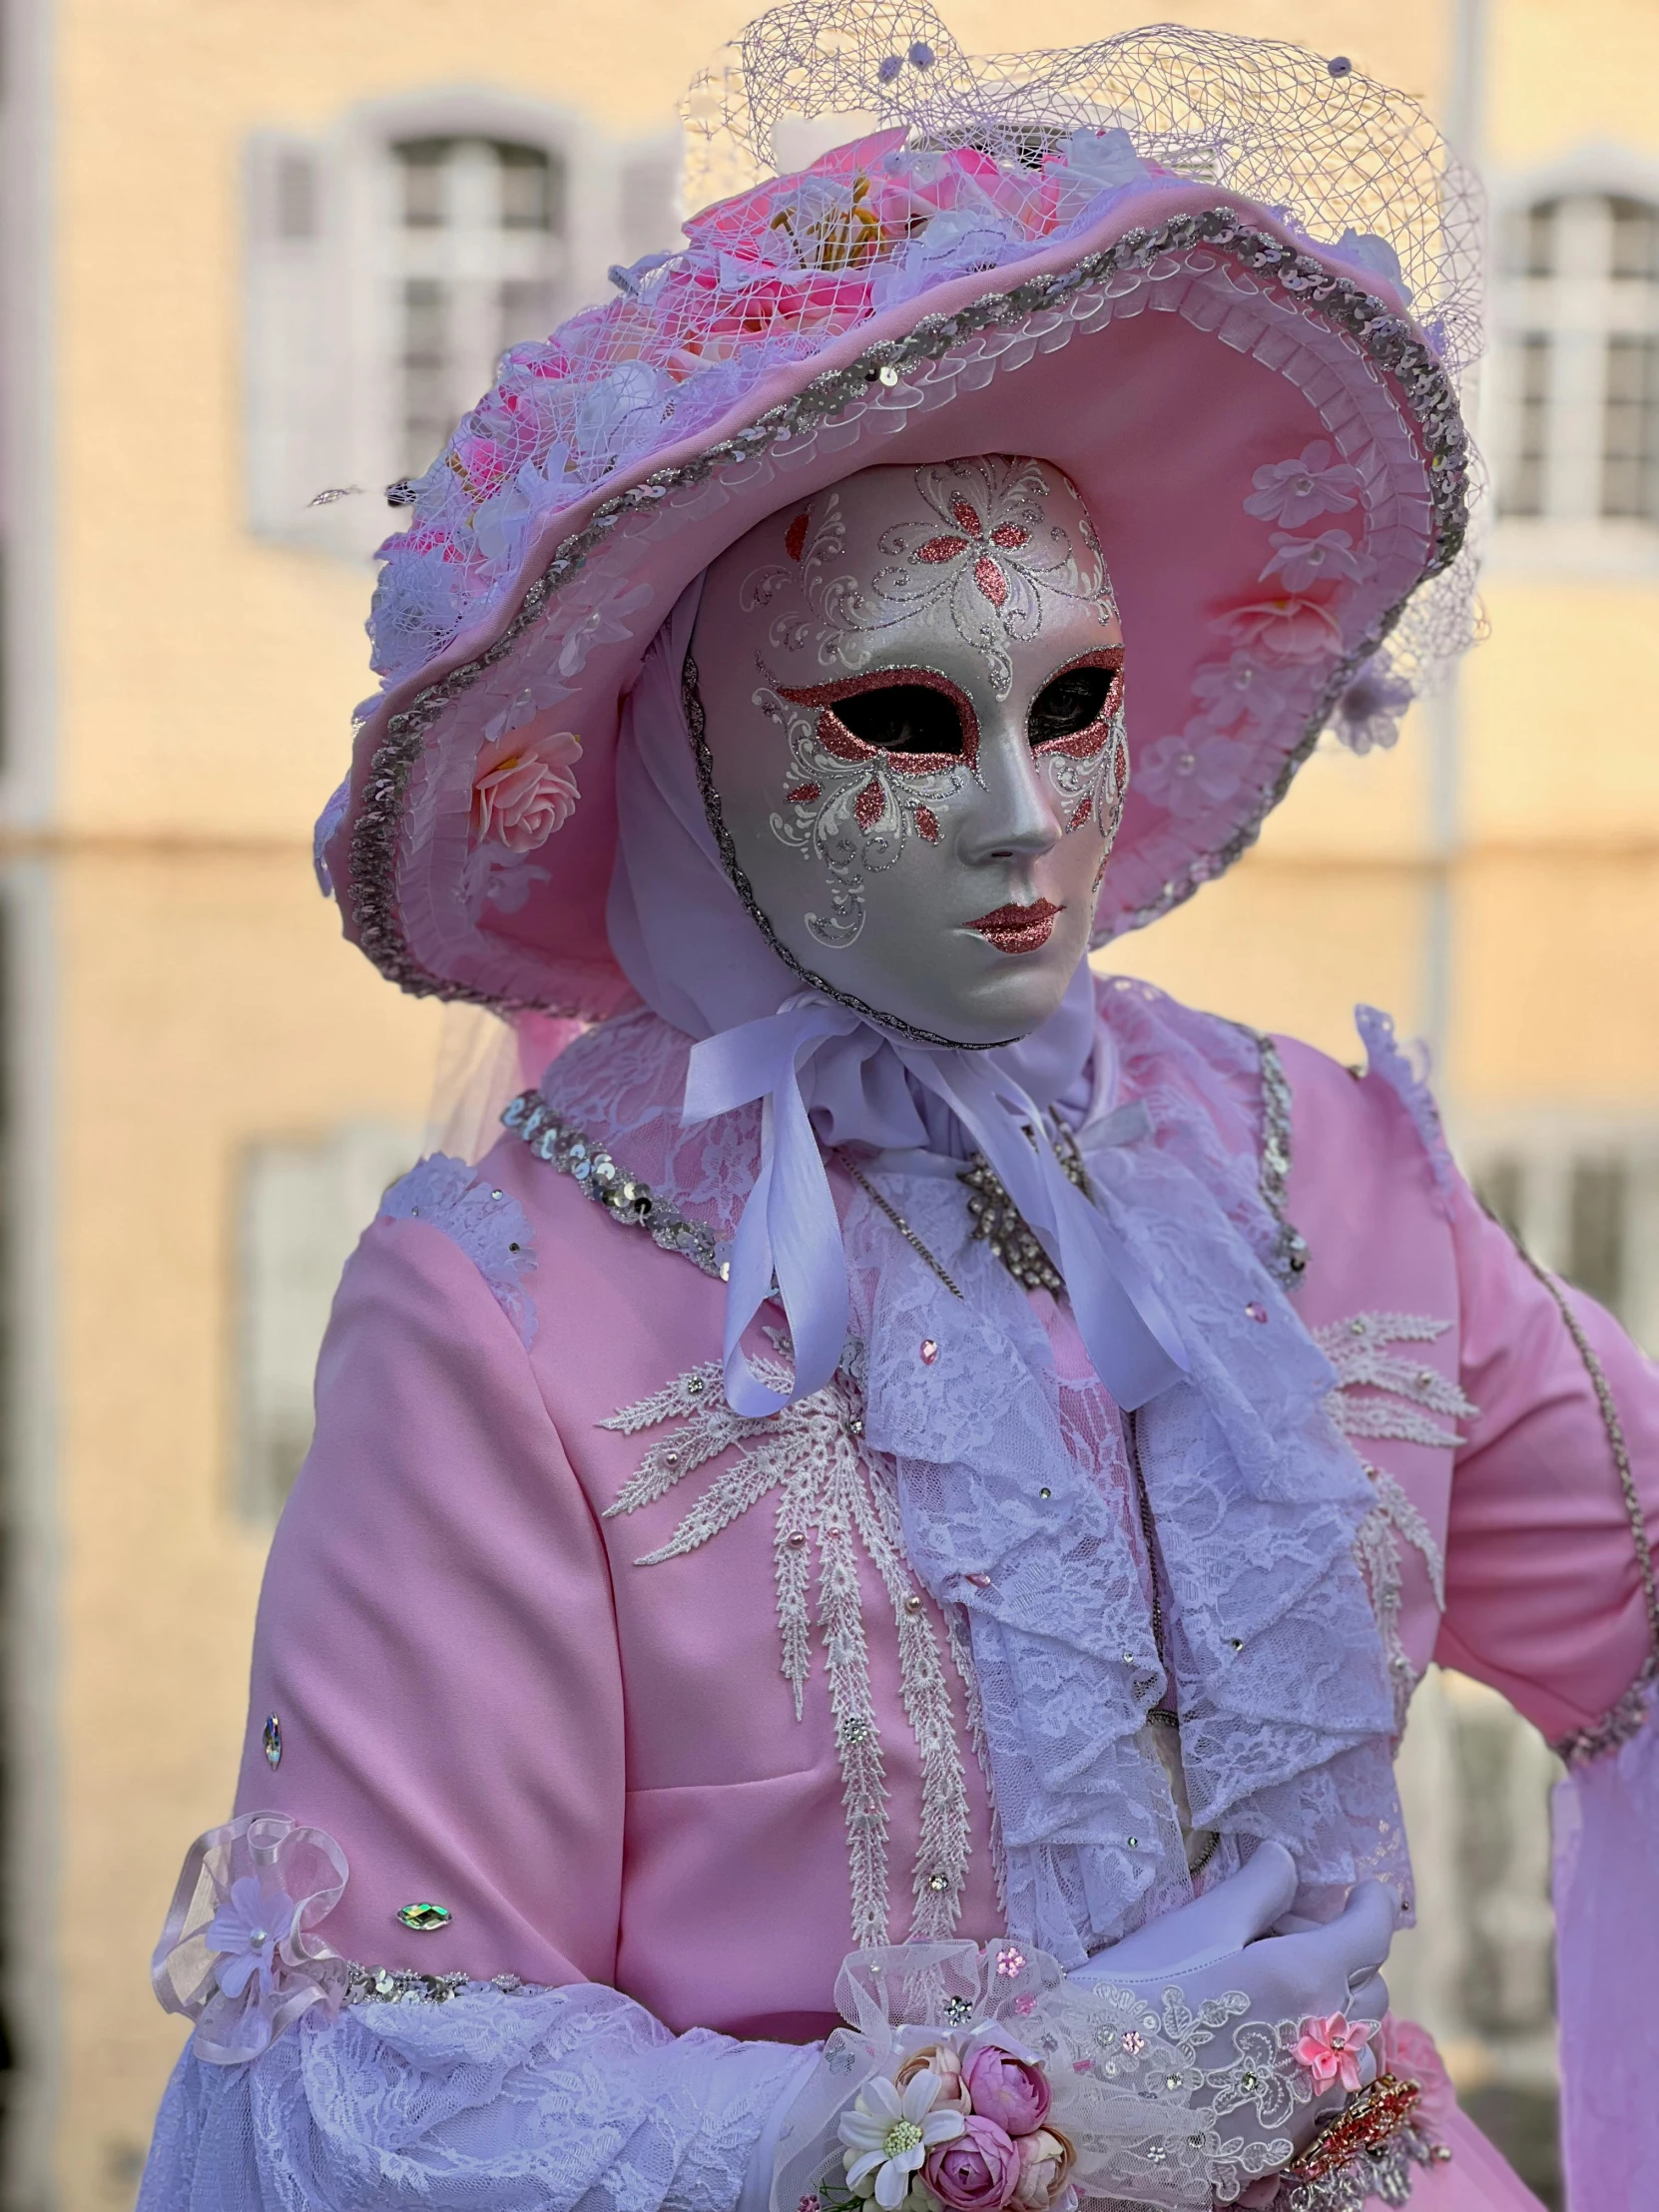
left=1259, top=529, right=1369, bottom=591
left=1189, top=651, right=1289, bottom=733
left=840, top=2069, right=965, bottom=2209
left=1242, top=440, right=1361, bottom=527
left=1135, top=729, right=1245, bottom=819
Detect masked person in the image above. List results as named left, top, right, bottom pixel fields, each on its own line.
left=140, top=11, right=1658, bottom=2211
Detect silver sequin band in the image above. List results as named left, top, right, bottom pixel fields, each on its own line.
left=1253, top=1029, right=1311, bottom=1292
left=345, top=1964, right=542, bottom=2005
left=502, top=1090, right=730, bottom=1282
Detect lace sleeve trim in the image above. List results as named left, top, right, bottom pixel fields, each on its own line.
left=502, top=1089, right=731, bottom=1282
left=1491, top=1234, right=1659, bottom=1766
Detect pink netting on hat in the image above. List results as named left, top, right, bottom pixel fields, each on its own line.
left=366, top=2, right=1482, bottom=745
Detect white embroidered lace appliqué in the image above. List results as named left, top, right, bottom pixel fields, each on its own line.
left=1318, top=1311, right=1472, bottom=1733
left=602, top=1354, right=973, bottom=1947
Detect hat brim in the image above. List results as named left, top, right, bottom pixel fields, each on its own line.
left=329, top=179, right=1465, bottom=1017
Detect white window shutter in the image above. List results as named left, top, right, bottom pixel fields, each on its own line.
left=245, top=131, right=360, bottom=548
left=618, top=131, right=685, bottom=266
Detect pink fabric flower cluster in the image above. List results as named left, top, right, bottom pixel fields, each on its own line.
left=839, top=2039, right=1073, bottom=2212
left=1295, top=2011, right=1376, bottom=2095
left=471, top=729, right=583, bottom=850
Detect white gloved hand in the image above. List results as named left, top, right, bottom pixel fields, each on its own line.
left=1069, top=1842, right=1398, bottom=2166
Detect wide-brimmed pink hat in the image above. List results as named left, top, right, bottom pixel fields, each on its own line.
left=317, top=3, right=1480, bottom=1018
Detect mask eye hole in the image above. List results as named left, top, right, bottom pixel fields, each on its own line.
left=1029, top=665, right=1113, bottom=748
left=831, top=683, right=966, bottom=757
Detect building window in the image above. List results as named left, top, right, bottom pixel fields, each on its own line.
left=246, top=103, right=682, bottom=552
left=236, top=1123, right=419, bottom=1520
left=1496, top=192, right=1659, bottom=525
left=1469, top=1135, right=1659, bottom=1350
left=391, top=136, right=568, bottom=477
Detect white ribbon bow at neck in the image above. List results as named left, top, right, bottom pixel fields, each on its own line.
left=684, top=993, right=1188, bottom=1417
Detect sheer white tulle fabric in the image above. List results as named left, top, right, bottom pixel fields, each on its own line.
left=139, top=1982, right=804, bottom=2212
left=1553, top=1693, right=1659, bottom=2209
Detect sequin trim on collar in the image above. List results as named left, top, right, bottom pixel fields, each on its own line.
left=502, top=1090, right=729, bottom=1281
left=1251, top=1030, right=1310, bottom=1291
left=601, top=1354, right=973, bottom=1949
left=958, top=1122, right=1090, bottom=1295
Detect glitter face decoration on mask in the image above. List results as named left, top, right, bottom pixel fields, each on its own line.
left=691, top=457, right=1129, bottom=1046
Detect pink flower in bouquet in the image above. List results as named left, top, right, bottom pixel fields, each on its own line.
left=963, top=2045, right=1051, bottom=2136
left=896, top=2043, right=971, bottom=2112
left=1295, top=2011, right=1375, bottom=2095
left=924, top=2115, right=1022, bottom=2211
left=1010, top=2128, right=1075, bottom=2212
left=472, top=731, right=582, bottom=850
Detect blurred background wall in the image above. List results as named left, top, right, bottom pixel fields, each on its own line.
left=0, top=0, right=1653, bottom=2204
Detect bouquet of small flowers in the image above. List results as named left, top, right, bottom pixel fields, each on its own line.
left=827, top=2031, right=1075, bottom=2212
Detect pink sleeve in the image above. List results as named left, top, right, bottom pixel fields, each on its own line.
left=1434, top=1172, right=1659, bottom=1743
left=1420, top=1173, right=1659, bottom=2210
left=232, top=1213, right=626, bottom=1986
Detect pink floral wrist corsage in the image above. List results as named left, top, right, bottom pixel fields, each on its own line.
left=830, top=2034, right=1074, bottom=2212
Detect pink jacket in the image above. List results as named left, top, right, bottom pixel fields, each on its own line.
left=231, top=998, right=1657, bottom=2005
left=213, top=991, right=1658, bottom=2209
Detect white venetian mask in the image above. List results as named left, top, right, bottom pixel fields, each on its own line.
left=689, top=455, right=1128, bottom=1046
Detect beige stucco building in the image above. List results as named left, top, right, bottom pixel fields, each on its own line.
left=1, top=0, right=1654, bottom=2204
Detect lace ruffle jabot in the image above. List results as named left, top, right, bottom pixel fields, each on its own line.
left=532, top=979, right=1409, bottom=1964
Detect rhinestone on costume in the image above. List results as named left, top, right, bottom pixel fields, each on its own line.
left=1230, top=1636, right=1245, bottom=1650
left=396, top=1902, right=453, bottom=1934
left=919, top=1339, right=939, bottom=1364
left=1350, top=1318, right=1368, bottom=1336
left=967, top=1572, right=992, bottom=1588
left=1246, top=1301, right=1268, bottom=1323
left=1039, top=1486, right=1051, bottom=1498
left=927, top=1872, right=950, bottom=1892
left=1127, top=1836, right=1139, bottom=1849
left=262, top=1713, right=282, bottom=1769
left=686, top=1376, right=705, bottom=1395
left=944, top=1995, right=974, bottom=2026
left=995, top=1945, right=1027, bottom=1976
left=840, top=1715, right=872, bottom=1746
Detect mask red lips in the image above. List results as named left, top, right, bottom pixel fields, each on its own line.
left=964, top=899, right=1063, bottom=954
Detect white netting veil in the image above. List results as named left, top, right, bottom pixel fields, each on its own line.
left=679, top=2, right=1486, bottom=733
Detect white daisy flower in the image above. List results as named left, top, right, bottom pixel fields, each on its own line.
left=838, top=2070, right=965, bottom=2210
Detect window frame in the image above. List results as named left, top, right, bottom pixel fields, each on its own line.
left=1486, top=146, right=1659, bottom=574
left=244, top=89, right=683, bottom=562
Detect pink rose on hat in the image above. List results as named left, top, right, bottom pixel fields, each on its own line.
left=924, top=2113, right=1023, bottom=2210
left=471, top=730, right=583, bottom=851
